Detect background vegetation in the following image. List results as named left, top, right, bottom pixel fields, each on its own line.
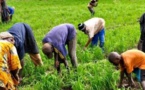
left=0, top=0, right=145, bottom=90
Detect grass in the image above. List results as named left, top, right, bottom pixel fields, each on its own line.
left=0, top=0, right=145, bottom=90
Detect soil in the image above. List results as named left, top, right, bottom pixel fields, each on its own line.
left=121, top=77, right=142, bottom=90
left=62, top=85, right=72, bottom=90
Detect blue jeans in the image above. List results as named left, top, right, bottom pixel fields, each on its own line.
left=91, top=28, right=105, bottom=49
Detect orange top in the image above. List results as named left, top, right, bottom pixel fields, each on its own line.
left=121, top=49, right=145, bottom=73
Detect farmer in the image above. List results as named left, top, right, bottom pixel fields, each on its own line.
left=0, top=23, right=43, bottom=77
left=0, top=0, right=15, bottom=22
left=0, top=40, right=21, bottom=90
left=8, top=6, right=15, bottom=20
left=138, top=13, right=145, bottom=52
left=42, top=23, right=78, bottom=73
left=87, top=0, right=98, bottom=17
left=78, top=17, right=105, bottom=52
left=108, top=49, right=145, bottom=89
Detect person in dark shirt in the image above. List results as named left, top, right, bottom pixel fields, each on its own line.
left=0, top=23, right=43, bottom=80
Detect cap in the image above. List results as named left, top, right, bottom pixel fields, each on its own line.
left=0, top=32, right=14, bottom=40
left=78, top=23, right=86, bottom=31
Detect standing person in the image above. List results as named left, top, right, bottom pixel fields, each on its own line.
left=108, top=49, right=145, bottom=89
left=0, top=0, right=15, bottom=22
left=0, top=23, right=43, bottom=77
left=138, top=13, right=145, bottom=52
left=78, top=17, right=105, bottom=52
left=42, top=23, right=78, bottom=73
left=87, top=0, right=98, bottom=17
left=0, top=40, right=21, bottom=90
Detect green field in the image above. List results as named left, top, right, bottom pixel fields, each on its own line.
left=1, top=0, right=145, bottom=90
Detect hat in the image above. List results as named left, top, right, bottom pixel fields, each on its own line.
left=78, top=23, right=86, bottom=31
left=0, top=32, right=14, bottom=40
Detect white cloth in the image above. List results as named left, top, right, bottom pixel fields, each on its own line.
left=84, top=17, right=105, bottom=38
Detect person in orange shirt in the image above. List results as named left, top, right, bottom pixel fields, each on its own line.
left=108, top=49, right=145, bottom=89
left=0, top=40, right=21, bottom=90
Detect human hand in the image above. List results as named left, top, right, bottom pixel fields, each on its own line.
left=55, top=60, right=59, bottom=68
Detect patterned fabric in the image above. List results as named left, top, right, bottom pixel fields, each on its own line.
left=0, top=40, right=21, bottom=89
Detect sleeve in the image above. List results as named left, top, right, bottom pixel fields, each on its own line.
left=9, top=46, right=22, bottom=71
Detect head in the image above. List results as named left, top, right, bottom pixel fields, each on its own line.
left=0, top=32, right=15, bottom=44
left=78, top=23, right=86, bottom=32
left=108, top=52, right=121, bottom=66
left=42, top=43, right=53, bottom=59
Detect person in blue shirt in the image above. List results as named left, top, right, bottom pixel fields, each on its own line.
left=42, top=23, right=78, bottom=73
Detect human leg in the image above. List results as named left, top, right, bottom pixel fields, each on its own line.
left=98, top=29, right=105, bottom=52
left=87, top=5, right=95, bottom=17
left=67, top=37, right=78, bottom=67
left=91, top=33, right=99, bottom=47
left=18, top=59, right=24, bottom=83
left=141, top=70, right=145, bottom=90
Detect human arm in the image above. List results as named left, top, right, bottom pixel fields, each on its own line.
left=54, top=52, right=61, bottom=73
left=54, top=47, right=69, bottom=73
left=118, top=70, right=125, bottom=88
left=125, top=73, right=135, bottom=87
left=84, top=38, right=93, bottom=49
left=29, top=53, right=43, bottom=66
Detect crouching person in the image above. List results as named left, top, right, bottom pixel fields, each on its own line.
left=0, top=40, right=21, bottom=90
left=42, top=23, right=78, bottom=74
left=108, top=49, right=145, bottom=89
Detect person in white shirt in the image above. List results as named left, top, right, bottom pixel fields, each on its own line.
left=78, top=17, right=105, bottom=52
